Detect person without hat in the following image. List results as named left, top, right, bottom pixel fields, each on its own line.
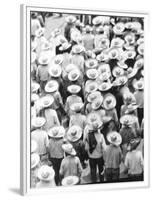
left=47, top=126, right=65, bottom=185
left=84, top=113, right=106, bottom=182
left=59, top=143, right=83, bottom=182
left=104, top=132, right=122, bottom=182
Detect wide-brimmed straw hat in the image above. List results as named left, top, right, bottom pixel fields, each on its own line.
left=91, top=96, right=104, bottom=110
left=62, top=176, right=79, bottom=186
left=51, top=28, right=61, bottom=38
left=62, top=143, right=76, bottom=156
left=31, top=153, right=40, bottom=169
left=134, top=58, right=144, bottom=70
left=87, top=91, right=102, bottom=103
left=31, top=140, right=38, bottom=154
left=84, top=25, right=93, bottom=33
left=87, top=113, right=102, bottom=130
left=98, top=64, right=111, bottom=74
left=103, top=93, right=116, bottom=110
left=65, top=64, right=78, bottom=73
left=86, top=69, right=99, bottom=80
left=85, top=81, right=98, bottom=93
left=137, top=43, right=144, bottom=55
left=128, top=138, right=141, bottom=151
left=53, top=54, right=63, bottom=65
left=113, top=22, right=125, bottom=35
left=133, top=79, right=144, bottom=90
left=123, top=92, right=136, bottom=104
left=40, top=95, right=54, bottom=108
left=108, top=48, right=120, bottom=60
left=48, top=126, right=65, bottom=138
left=45, top=80, right=59, bottom=93
left=127, top=67, right=138, bottom=79
left=124, top=33, right=135, bottom=44
left=112, top=66, right=124, bottom=77
left=107, top=131, right=122, bottom=146
left=92, top=16, right=103, bottom=25
left=120, top=114, right=134, bottom=127
left=70, top=102, right=84, bottom=112
left=117, top=61, right=128, bottom=69
left=31, top=82, right=40, bottom=93
left=98, top=82, right=112, bottom=91
left=67, top=84, right=81, bottom=94
left=59, top=42, right=71, bottom=51
left=125, top=104, right=138, bottom=114
left=72, top=44, right=85, bottom=54
left=32, top=117, right=46, bottom=128
left=65, top=15, right=76, bottom=24
left=85, top=59, right=98, bottom=69
left=96, top=25, right=104, bottom=33
left=37, top=165, right=55, bottom=181
left=48, top=64, right=62, bottom=77
left=113, top=76, right=128, bottom=86
left=111, top=37, right=124, bottom=48
left=31, top=93, right=39, bottom=102
left=38, top=54, right=50, bottom=65
left=67, top=125, right=82, bottom=142
left=41, top=41, right=52, bottom=51
left=124, top=50, right=136, bottom=60
left=68, top=69, right=80, bottom=81
left=96, top=52, right=109, bottom=62
left=35, top=27, right=45, bottom=38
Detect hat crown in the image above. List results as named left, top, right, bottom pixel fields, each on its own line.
left=111, top=135, right=117, bottom=142
left=42, top=171, right=50, bottom=179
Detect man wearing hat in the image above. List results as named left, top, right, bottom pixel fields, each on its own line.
left=82, top=25, right=94, bottom=51
left=104, top=131, right=122, bottom=182
left=124, top=138, right=144, bottom=181
left=64, top=15, right=76, bottom=42
left=48, top=126, right=65, bottom=185
left=59, top=143, right=83, bottom=181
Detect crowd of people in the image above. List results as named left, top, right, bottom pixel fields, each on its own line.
left=30, top=12, right=144, bottom=188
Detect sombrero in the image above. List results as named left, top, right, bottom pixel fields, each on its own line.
left=84, top=25, right=93, bottom=33
left=86, top=50, right=96, bottom=59
left=112, top=66, right=124, bottom=78
left=68, top=69, right=80, bottom=81
left=125, top=22, right=134, bottom=30
left=108, top=48, right=120, bottom=60
left=96, top=25, right=104, bottom=33
left=67, top=125, right=82, bottom=142
left=123, top=92, right=136, bottom=104
left=91, top=96, right=104, bottom=110
left=38, top=54, right=50, bottom=65
left=96, top=52, right=109, bottom=62
left=35, top=27, right=45, bottom=38
left=48, top=64, right=62, bottom=77
left=67, top=84, right=81, bottom=94
left=103, top=93, right=116, bottom=110
left=110, top=37, right=125, bottom=48
left=113, top=76, right=128, bottom=86
left=92, top=16, right=103, bottom=25
left=98, top=37, right=110, bottom=49
left=31, top=117, right=46, bottom=128
left=31, top=153, right=40, bottom=169
left=72, top=44, right=85, bottom=54
left=137, top=43, right=144, bottom=55
left=125, top=104, right=138, bottom=114
left=107, top=131, right=122, bottom=146
left=120, top=114, right=134, bottom=127
left=137, top=37, right=144, bottom=46
left=65, top=15, right=76, bottom=24
left=87, top=91, right=102, bottom=103
left=70, top=102, right=84, bottom=112
left=62, top=176, right=79, bottom=186
left=85, top=81, right=98, bottom=93
left=45, top=80, right=59, bottom=93
left=31, top=82, right=40, bottom=93
left=97, top=72, right=111, bottom=82
left=128, top=138, right=141, bottom=151
left=53, top=55, right=63, bottom=65
left=85, top=59, right=98, bottom=69
left=41, top=41, right=52, bottom=51
left=31, top=93, right=39, bottom=102
left=86, top=69, right=99, bottom=80
left=48, top=126, right=65, bottom=138
left=37, top=165, right=55, bottom=182
left=133, top=79, right=144, bottom=90
left=124, top=33, right=135, bottom=44
left=56, top=35, right=67, bottom=46
left=87, top=112, right=102, bottom=130
left=134, top=58, right=144, bottom=69
left=124, top=43, right=135, bottom=51
left=113, top=22, right=125, bottom=35
left=124, top=50, right=136, bottom=60
left=101, top=16, right=111, bottom=25
left=131, top=22, right=142, bottom=32
left=40, top=95, right=54, bottom=108
left=62, top=143, right=76, bottom=156
left=31, top=140, right=38, bottom=154
left=117, top=61, right=128, bottom=69
left=127, top=67, right=138, bottom=79
left=98, top=64, right=111, bottom=74
left=98, top=81, right=112, bottom=91
left=59, top=42, right=71, bottom=51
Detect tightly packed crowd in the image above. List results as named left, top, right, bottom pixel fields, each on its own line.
left=30, top=12, right=144, bottom=188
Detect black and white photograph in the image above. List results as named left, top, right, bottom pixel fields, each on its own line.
left=20, top=5, right=149, bottom=194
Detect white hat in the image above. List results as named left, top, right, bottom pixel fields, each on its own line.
left=65, top=15, right=76, bottom=24
left=98, top=82, right=112, bottom=91
left=85, top=59, right=98, bottom=69
left=67, top=125, right=82, bottom=142
left=31, top=52, right=37, bottom=63
left=68, top=69, right=80, bottom=81
left=124, top=33, right=135, bottom=44
left=70, top=102, right=84, bottom=112
left=41, top=41, right=52, bottom=51
left=133, top=79, right=144, bottom=90
left=48, top=126, right=65, bottom=138
left=120, top=114, right=134, bottom=127
left=38, top=54, right=50, bottom=65
left=72, top=44, right=85, bottom=54
left=40, top=95, right=54, bottom=108
left=96, top=52, right=109, bottom=62
left=108, top=48, right=120, bottom=60
left=62, top=176, right=79, bottom=186
left=31, top=93, right=39, bottom=102
left=134, top=58, right=144, bottom=70
left=45, top=80, right=59, bottom=93
left=112, top=66, right=124, bottom=78
left=125, top=104, right=138, bottom=114
left=59, top=42, right=71, bottom=51
left=87, top=91, right=102, bottom=103
left=124, top=50, right=136, bottom=60
left=31, top=117, right=46, bottom=128
left=127, top=67, right=138, bottom=79
left=31, top=140, right=38, bottom=154
left=91, top=96, right=104, bottom=110
left=62, top=143, right=76, bottom=156
left=137, top=43, right=144, bottom=55
left=67, top=85, right=81, bottom=94
left=92, top=16, right=103, bottom=25
left=65, top=64, right=78, bottom=73
left=98, top=64, right=111, bottom=74
left=107, top=131, right=122, bottom=146
left=117, top=61, right=128, bottom=69
left=48, top=64, right=62, bottom=77
left=31, top=82, right=40, bottom=93
left=35, top=27, right=45, bottom=38
left=111, top=37, right=125, bottom=48
left=87, top=113, right=103, bottom=130
left=103, top=93, right=116, bottom=110
left=113, top=22, right=125, bottom=35
left=31, top=153, right=40, bottom=169
left=85, top=81, right=98, bottom=93
left=113, top=76, right=128, bottom=86
left=86, top=69, right=99, bottom=80
left=53, top=55, right=63, bottom=65
left=37, top=165, right=55, bottom=181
